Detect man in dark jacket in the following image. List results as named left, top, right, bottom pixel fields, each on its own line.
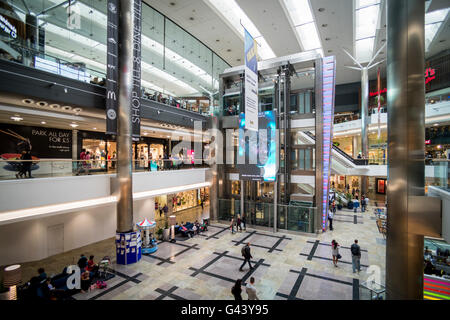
left=350, top=239, right=361, bottom=273
left=239, top=243, right=254, bottom=271
left=23, top=150, right=33, bottom=178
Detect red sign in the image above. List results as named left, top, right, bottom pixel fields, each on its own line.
left=370, top=68, right=437, bottom=96
left=425, top=140, right=431, bottom=145
left=370, top=88, right=387, bottom=97
left=425, top=67, right=436, bottom=84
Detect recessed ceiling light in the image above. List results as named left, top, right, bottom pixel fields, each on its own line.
left=73, top=107, right=82, bottom=113
left=70, top=123, right=79, bottom=128
left=93, top=127, right=97, bottom=130
left=434, top=123, right=439, bottom=126
left=41, top=121, right=46, bottom=124
left=62, top=106, right=73, bottom=111
left=318, top=8, right=325, bottom=12
left=11, top=116, right=23, bottom=121
left=322, top=24, right=328, bottom=27
left=49, top=104, right=61, bottom=109
left=22, top=99, right=34, bottom=104
left=36, top=101, right=48, bottom=107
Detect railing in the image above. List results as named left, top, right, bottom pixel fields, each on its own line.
left=0, top=159, right=209, bottom=181
left=0, top=43, right=211, bottom=116
left=218, top=198, right=315, bottom=233
left=304, top=131, right=369, bottom=166
left=426, top=159, right=450, bottom=189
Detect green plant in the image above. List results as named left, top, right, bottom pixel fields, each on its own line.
left=346, top=193, right=352, bottom=202
left=156, top=227, right=163, bottom=236
left=164, top=221, right=169, bottom=229
left=337, top=197, right=343, bottom=206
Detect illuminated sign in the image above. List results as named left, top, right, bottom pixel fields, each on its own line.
left=322, top=56, right=336, bottom=232
left=0, top=14, right=17, bottom=38
left=425, top=67, right=436, bottom=84
left=425, top=140, right=431, bottom=145
left=370, top=68, right=437, bottom=96
left=370, top=88, right=387, bottom=97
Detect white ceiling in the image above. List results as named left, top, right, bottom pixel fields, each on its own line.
left=147, top=0, right=449, bottom=85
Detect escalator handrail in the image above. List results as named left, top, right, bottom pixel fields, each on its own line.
left=304, top=131, right=368, bottom=165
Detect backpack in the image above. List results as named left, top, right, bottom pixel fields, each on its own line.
left=241, top=246, right=246, bottom=257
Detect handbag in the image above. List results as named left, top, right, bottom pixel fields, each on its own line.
left=337, top=254, right=342, bottom=260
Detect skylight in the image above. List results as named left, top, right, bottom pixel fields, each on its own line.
left=281, top=0, right=323, bottom=52
left=204, top=0, right=276, bottom=60
left=425, top=8, right=449, bottom=52
left=354, top=0, right=381, bottom=63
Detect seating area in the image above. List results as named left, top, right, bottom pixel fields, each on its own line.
left=175, top=220, right=209, bottom=239
left=17, top=256, right=115, bottom=301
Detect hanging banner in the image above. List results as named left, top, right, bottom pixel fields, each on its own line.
left=106, top=0, right=119, bottom=135
left=131, top=0, right=142, bottom=139
left=244, top=28, right=258, bottom=132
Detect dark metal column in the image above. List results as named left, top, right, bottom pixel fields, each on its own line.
left=386, top=0, right=425, bottom=300
left=116, top=0, right=135, bottom=234
left=282, top=65, right=291, bottom=204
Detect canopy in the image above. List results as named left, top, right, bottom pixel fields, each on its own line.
left=136, top=218, right=156, bottom=229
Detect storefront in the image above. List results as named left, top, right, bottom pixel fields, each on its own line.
left=77, top=131, right=169, bottom=172
left=173, top=187, right=210, bottom=213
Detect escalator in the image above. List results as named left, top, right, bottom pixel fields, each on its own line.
left=296, top=131, right=369, bottom=176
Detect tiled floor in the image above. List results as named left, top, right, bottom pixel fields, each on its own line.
left=8, top=204, right=386, bottom=300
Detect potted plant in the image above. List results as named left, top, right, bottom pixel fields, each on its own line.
left=162, top=221, right=170, bottom=241
left=337, top=197, right=343, bottom=210
left=156, top=227, right=163, bottom=240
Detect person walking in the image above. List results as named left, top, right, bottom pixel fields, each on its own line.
left=246, top=277, right=259, bottom=300
left=364, top=195, right=370, bottom=211
left=76, top=149, right=86, bottom=175
left=331, top=240, right=340, bottom=267
left=236, top=214, right=242, bottom=232
left=361, top=195, right=366, bottom=212
left=241, top=213, right=247, bottom=231
left=239, top=242, right=253, bottom=271
left=23, top=150, right=33, bottom=178
left=351, top=239, right=362, bottom=273
left=332, top=200, right=336, bottom=213
left=328, top=208, right=334, bottom=231
left=231, top=279, right=242, bottom=300
left=230, top=217, right=235, bottom=234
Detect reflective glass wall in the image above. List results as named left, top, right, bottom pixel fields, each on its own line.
left=0, top=0, right=230, bottom=101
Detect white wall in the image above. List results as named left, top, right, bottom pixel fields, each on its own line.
left=0, top=168, right=208, bottom=213
left=0, top=197, right=159, bottom=266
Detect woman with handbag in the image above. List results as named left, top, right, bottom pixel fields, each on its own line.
left=331, top=240, right=341, bottom=267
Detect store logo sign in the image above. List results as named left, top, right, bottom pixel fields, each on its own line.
left=0, top=14, right=17, bottom=38
left=425, top=67, right=436, bottom=84
left=425, top=140, right=431, bottom=145
left=369, top=88, right=387, bottom=97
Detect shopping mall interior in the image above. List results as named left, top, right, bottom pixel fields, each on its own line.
left=0, top=0, right=449, bottom=306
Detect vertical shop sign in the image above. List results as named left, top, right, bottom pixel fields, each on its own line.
left=244, top=28, right=258, bottom=132
left=106, top=0, right=119, bottom=135
left=322, top=56, right=336, bottom=231
left=131, top=0, right=142, bottom=139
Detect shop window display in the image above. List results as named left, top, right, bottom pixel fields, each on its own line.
left=82, top=139, right=107, bottom=170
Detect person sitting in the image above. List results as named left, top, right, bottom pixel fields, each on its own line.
left=77, top=254, right=88, bottom=271
left=37, top=268, right=47, bottom=282
left=80, top=270, right=91, bottom=293
left=86, top=255, right=99, bottom=277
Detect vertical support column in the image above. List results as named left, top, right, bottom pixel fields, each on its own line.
left=361, top=67, right=369, bottom=159
left=241, top=180, right=244, bottom=218
left=314, top=59, right=324, bottom=233
left=361, top=67, right=369, bottom=196
left=116, top=0, right=134, bottom=235
left=114, top=1, right=141, bottom=266
left=273, top=179, right=278, bottom=232
left=282, top=66, right=291, bottom=204
left=386, top=0, right=425, bottom=300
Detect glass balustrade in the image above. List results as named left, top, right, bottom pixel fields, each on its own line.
left=0, top=159, right=209, bottom=180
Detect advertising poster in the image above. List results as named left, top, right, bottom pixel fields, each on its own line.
left=0, top=123, right=72, bottom=159
left=238, top=111, right=277, bottom=182
left=244, top=28, right=258, bottom=132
